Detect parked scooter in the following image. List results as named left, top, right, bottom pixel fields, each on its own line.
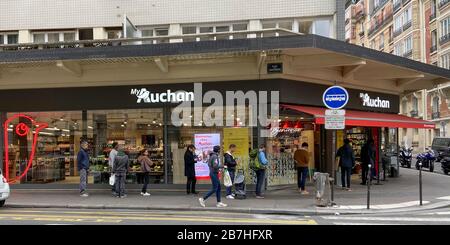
left=399, top=146, right=413, bottom=168
left=416, top=148, right=436, bottom=172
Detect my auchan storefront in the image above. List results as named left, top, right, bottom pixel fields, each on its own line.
left=0, top=35, right=447, bottom=188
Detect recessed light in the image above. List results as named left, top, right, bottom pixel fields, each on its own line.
left=300, top=117, right=304, bottom=120
left=121, top=124, right=125, bottom=127
left=124, top=121, right=127, bottom=124
left=152, top=120, right=156, bottom=124
left=159, top=123, right=162, bottom=126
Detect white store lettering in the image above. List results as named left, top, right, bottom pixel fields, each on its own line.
left=360, top=93, right=390, bottom=109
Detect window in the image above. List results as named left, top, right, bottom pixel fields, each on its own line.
left=298, top=21, right=313, bottom=34
left=404, top=6, right=412, bottom=24
left=412, top=96, right=418, bottom=111
left=33, top=33, right=45, bottom=43
left=47, top=33, right=60, bottom=43
left=199, top=26, right=214, bottom=33
left=379, top=34, right=384, bottom=49
left=433, top=96, right=440, bottom=113
left=7, top=34, right=18, bottom=44
left=107, top=30, right=121, bottom=39
left=155, top=28, right=168, bottom=36
left=441, top=53, right=450, bottom=69
left=232, top=24, right=247, bottom=31
left=182, top=26, right=197, bottom=35
left=314, top=19, right=331, bottom=37
left=431, top=0, right=437, bottom=17
left=441, top=17, right=450, bottom=39
left=33, top=32, right=77, bottom=43
left=394, top=15, right=402, bottom=33
left=141, top=29, right=154, bottom=37
left=0, top=35, right=3, bottom=44
left=394, top=42, right=404, bottom=56
left=63, top=33, right=75, bottom=42
left=278, top=21, right=293, bottom=30
left=262, top=21, right=277, bottom=29
left=215, top=26, right=230, bottom=33
left=432, top=30, right=437, bottom=47
left=405, top=35, right=412, bottom=53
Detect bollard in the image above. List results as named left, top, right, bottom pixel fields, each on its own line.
left=331, top=176, right=334, bottom=203
left=367, top=164, right=372, bottom=209
left=419, top=162, right=423, bottom=206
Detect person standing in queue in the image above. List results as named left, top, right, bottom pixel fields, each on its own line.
left=138, top=149, right=153, bottom=196
left=109, top=142, right=119, bottom=194
left=336, top=139, right=356, bottom=191
left=184, top=145, right=199, bottom=194
left=199, top=145, right=228, bottom=208
left=77, top=140, right=90, bottom=197
left=113, top=149, right=130, bottom=198
left=224, top=144, right=238, bottom=199
left=294, top=142, right=310, bottom=195
left=256, top=144, right=269, bottom=199
left=360, top=139, right=376, bottom=185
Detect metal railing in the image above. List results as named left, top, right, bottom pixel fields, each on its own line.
left=432, top=111, right=441, bottom=119
left=393, top=28, right=403, bottom=38
left=0, top=28, right=301, bottom=52
left=410, top=110, right=419, bottom=117
left=430, top=12, right=437, bottom=22
left=403, top=49, right=413, bottom=58
left=439, top=0, right=450, bottom=9
left=430, top=45, right=437, bottom=53
left=393, top=1, right=402, bottom=13
left=372, top=0, right=390, bottom=15
left=440, top=33, right=450, bottom=46
left=403, top=20, right=412, bottom=31
left=368, top=13, right=394, bottom=37
left=403, top=0, right=412, bottom=5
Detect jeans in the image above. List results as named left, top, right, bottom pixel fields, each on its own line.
left=297, top=167, right=308, bottom=191
left=114, top=174, right=126, bottom=197
left=203, top=172, right=221, bottom=202
left=341, top=166, right=352, bottom=188
left=255, top=169, right=266, bottom=196
left=79, top=169, right=88, bottom=193
left=141, top=172, right=150, bottom=193
left=226, top=169, right=235, bottom=196
left=186, top=176, right=197, bottom=193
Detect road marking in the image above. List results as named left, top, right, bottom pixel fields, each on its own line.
left=332, top=222, right=411, bottom=225
left=0, top=213, right=316, bottom=225
left=322, top=216, right=450, bottom=222
left=333, top=200, right=430, bottom=210
left=0, top=216, right=121, bottom=223
left=436, top=196, right=450, bottom=200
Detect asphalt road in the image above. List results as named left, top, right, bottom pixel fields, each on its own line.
left=2, top=207, right=450, bottom=225
left=403, top=158, right=447, bottom=175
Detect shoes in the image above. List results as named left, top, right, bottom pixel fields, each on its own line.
left=80, top=193, right=89, bottom=197
left=199, top=197, right=206, bottom=207
left=346, top=188, right=352, bottom=192
left=255, top=195, right=265, bottom=199
left=216, top=202, right=228, bottom=208
left=231, top=193, right=235, bottom=197
left=360, top=183, right=366, bottom=185
left=186, top=191, right=191, bottom=195
left=192, top=191, right=199, bottom=194
left=300, top=190, right=309, bottom=195
left=120, top=194, right=128, bottom=198
left=141, top=192, right=151, bottom=196
left=226, top=195, right=235, bottom=199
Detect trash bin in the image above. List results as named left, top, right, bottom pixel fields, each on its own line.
left=313, top=172, right=331, bottom=207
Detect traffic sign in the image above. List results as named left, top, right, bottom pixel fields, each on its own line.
left=322, top=86, right=349, bottom=109
left=325, top=109, right=346, bottom=116
left=325, top=115, right=345, bottom=130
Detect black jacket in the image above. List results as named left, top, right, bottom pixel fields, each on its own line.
left=113, top=155, right=129, bottom=175
left=184, top=150, right=196, bottom=178
left=336, top=144, right=356, bottom=168
left=224, top=152, right=237, bottom=170
left=361, top=143, right=375, bottom=166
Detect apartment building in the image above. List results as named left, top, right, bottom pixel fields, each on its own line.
left=0, top=0, right=340, bottom=46
left=346, top=0, right=450, bottom=151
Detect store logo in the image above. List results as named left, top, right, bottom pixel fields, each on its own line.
left=360, top=93, right=390, bottom=109
left=131, top=88, right=194, bottom=103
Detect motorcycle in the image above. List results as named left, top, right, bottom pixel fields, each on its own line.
left=399, top=146, right=413, bottom=168
left=416, top=148, right=436, bottom=172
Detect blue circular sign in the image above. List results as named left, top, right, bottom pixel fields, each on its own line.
left=322, top=86, right=349, bottom=109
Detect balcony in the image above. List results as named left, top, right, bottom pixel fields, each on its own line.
left=439, top=0, right=450, bottom=10
left=432, top=111, right=441, bottom=119
left=410, top=110, right=419, bottom=118
left=440, top=34, right=450, bottom=46
left=403, top=0, right=412, bottom=5
left=430, top=45, right=437, bottom=53
left=429, top=12, right=436, bottom=22
left=403, top=49, right=413, bottom=58
left=393, top=1, right=402, bottom=13
left=403, top=20, right=412, bottom=32
left=368, top=14, right=394, bottom=37
left=372, top=0, right=390, bottom=15
left=393, top=28, right=402, bottom=38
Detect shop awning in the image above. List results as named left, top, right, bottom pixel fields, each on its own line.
left=282, top=105, right=435, bottom=129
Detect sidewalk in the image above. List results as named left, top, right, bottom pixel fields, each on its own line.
left=5, top=168, right=450, bottom=215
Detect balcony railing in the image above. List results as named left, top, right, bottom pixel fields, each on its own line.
left=372, top=0, right=390, bottom=15
left=410, top=110, right=419, bottom=117
left=430, top=12, right=437, bottom=22
left=0, top=28, right=299, bottom=52
left=403, top=20, right=412, bottom=32
left=439, top=0, right=450, bottom=10
left=403, top=49, right=413, bottom=58
left=440, top=34, right=450, bottom=46
left=432, top=111, right=441, bottom=119
left=393, top=29, right=402, bottom=38
left=403, top=0, right=412, bottom=5
left=368, top=13, right=393, bottom=37
left=359, top=30, right=365, bottom=37
left=393, top=1, right=402, bottom=13
left=430, top=45, right=437, bottom=53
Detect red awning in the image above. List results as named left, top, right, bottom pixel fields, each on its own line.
left=282, top=105, right=435, bottom=129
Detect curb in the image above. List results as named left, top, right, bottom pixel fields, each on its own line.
left=6, top=200, right=450, bottom=216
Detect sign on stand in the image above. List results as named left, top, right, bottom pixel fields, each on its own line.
left=325, top=109, right=346, bottom=130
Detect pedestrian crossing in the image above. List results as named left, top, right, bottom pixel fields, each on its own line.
left=321, top=215, right=450, bottom=225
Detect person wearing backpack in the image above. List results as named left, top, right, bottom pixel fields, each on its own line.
left=255, top=144, right=268, bottom=199
left=198, top=145, right=228, bottom=208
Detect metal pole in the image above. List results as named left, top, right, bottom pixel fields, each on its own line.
left=419, top=162, right=423, bottom=206
left=367, top=164, right=371, bottom=209
left=331, top=130, right=336, bottom=203
left=376, top=128, right=382, bottom=185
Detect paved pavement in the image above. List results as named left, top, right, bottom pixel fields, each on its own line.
left=4, top=168, right=450, bottom=215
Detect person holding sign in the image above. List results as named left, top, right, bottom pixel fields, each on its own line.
left=224, top=144, right=238, bottom=199
left=199, top=145, right=228, bottom=208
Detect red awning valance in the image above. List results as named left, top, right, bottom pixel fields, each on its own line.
left=282, top=105, right=435, bottom=129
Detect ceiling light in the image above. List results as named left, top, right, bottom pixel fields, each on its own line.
left=9, top=125, right=13, bottom=128
left=88, top=126, right=93, bottom=129
left=159, top=123, right=162, bottom=126
left=121, top=124, right=125, bottom=127
left=124, top=121, right=127, bottom=124
left=152, top=120, right=156, bottom=124
left=300, top=117, right=304, bottom=120
left=147, top=124, right=151, bottom=127
left=236, top=118, right=240, bottom=121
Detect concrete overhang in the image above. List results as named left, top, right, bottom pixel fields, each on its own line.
left=0, top=35, right=448, bottom=94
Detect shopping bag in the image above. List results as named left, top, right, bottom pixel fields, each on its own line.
left=223, top=169, right=233, bottom=187
left=109, top=174, right=115, bottom=186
